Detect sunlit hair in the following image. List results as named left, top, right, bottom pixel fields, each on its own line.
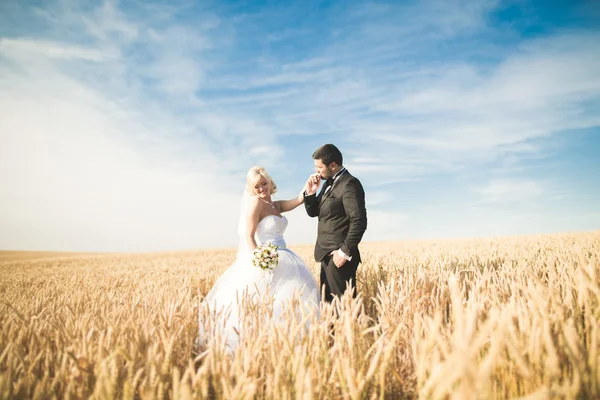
left=246, top=166, right=278, bottom=196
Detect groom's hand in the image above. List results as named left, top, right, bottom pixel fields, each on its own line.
left=305, top=174, right=321, bottom=196
left=330, top=251, right=347, bottom=268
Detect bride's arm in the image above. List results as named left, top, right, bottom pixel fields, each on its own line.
left=275, top=177, right=313, bottom=213
left=245, top=197, right=261, bottom=251
left=276, top=189, right=305, bottom=213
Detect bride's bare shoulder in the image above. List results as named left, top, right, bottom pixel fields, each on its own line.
left=247, top=196, right=261, bottom=211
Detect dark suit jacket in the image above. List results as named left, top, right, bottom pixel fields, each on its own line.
left=304, top=170, right=367, bottom=262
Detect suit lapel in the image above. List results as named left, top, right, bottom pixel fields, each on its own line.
left=321, top=170, right=348, bottom=202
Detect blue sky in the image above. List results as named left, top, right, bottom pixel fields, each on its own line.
left=1, top=0, right=599, bottom=252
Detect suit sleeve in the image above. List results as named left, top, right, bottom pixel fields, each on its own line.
left=304, top=192, right=319, bottom=217
left=340, top=178, right=367, bottom=255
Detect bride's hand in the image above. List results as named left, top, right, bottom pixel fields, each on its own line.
left=305, top=174, right=320, bottom=195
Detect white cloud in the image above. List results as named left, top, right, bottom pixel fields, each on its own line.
left=198, top=29, right=599, bottom=190
left=362, top=211, right=411, bottom=242
left=0, top=56, right=240, bottom=252
left=365, top=190, right=393, bottom=207
left=351, top=34, right=600, bottom=171
left=472, top=179, right=544, bottom=204
left=0, top=38, right=115, bottom=61
left=32, top=0, right=139, bottom=43
left=0, top=0, right=268, bottom=252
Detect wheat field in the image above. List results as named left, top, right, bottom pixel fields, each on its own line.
left=1, top=231, right=599, bottom=399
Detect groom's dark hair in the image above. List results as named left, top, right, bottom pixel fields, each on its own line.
left=312, top=144, right=343, bottom=166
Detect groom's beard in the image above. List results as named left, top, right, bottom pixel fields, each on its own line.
left=321, top=169, right=334, bottom=180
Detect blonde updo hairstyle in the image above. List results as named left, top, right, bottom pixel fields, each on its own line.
left=246, top=166, right=278, bottom=196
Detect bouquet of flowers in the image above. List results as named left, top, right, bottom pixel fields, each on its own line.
left=252, top=243, right=279, bottom=277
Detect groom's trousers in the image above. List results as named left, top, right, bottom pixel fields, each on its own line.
left=320, top=254, right=360, bottom=303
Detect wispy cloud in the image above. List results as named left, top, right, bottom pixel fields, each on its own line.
left=472, top=179, right=544, bottom=204
left=0, top=0, right=254, bottom=251
left=0, top=53, right=241, bottom=251
left=363, top=211, right=411, bottom=242
left=198, top=5, right=600, bottom=182
left=0, top=38, right=115, bottom=61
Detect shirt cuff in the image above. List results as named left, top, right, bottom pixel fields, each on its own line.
left=337, top=249, right=352, bottom=261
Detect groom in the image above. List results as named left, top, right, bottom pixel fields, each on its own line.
left=304, top=144, right=367, bottom=302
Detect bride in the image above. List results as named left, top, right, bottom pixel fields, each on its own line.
left=198, top=166, right=321, bottom=351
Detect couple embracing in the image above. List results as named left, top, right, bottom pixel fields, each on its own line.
left=200, top=144, right=367, bottom=349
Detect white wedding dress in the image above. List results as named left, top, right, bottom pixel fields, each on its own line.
left=199, top=214, right=320, bottom=351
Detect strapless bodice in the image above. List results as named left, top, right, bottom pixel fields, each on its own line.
left=256, top=215, right=288, bottom=249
